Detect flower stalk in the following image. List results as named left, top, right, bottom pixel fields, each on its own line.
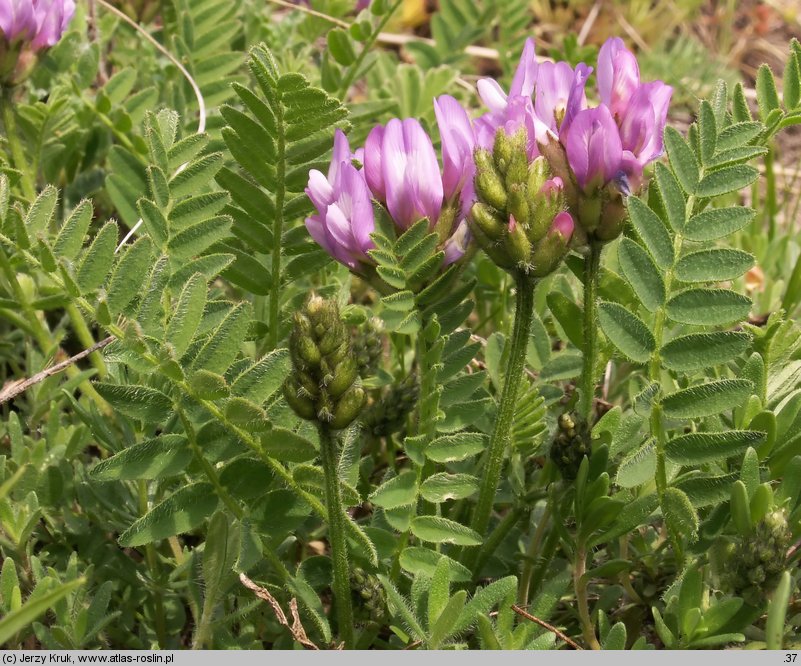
left=577, top=242, right=603, bottom=423
left=319, top=424, right=355, bottom=649
left=470, top=274, right=536, bottom=540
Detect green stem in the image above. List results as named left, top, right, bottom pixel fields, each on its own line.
left=765, top=146, right=778, bottom=242
left=318, top=425, right=354, bottom=649
left=647, top=189, right=695, bottom=562
left=337, top=0, right=402, bottom=100
left=518, top=504, right=550, bottom=605
left=578, top=242, right=603, bottom=424
left=268, top=98, right=285, bottom=350
left=470, top=274, right=535, bottom=541
left=138, top=480, right=167, bottom=649
left=0, top=87, right=35, bottom=201
left=573, top=540, right=600, bottom=650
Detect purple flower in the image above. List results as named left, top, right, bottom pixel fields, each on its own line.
left=0, top=1, right=36, bottom=43
left=474, top=39, right=545, bottom=159
left=618, top=80, right=673, bottom=183
left=597, top=37, right=640, bottom=120
left=364, top=118, right=444, bottom=230
left=1, top=0, right=74, bottom=50
left=596, top=37, right=672, bottom=188
left=305, top=130, right=375, bottom=270
left=442, top=219, right=471, bottom=265
left=31, top=0, right=74, bottom=50
left=534, top=61, right=591, bottom=135
left=434, top=94, right=476, bottom=204
left=565, top=105, right=623, bottom=192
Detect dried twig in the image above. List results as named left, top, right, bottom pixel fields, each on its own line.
left=511, top=604, right=584, bottom=650
left=0, top=336, right=115, bottom=405
left=239, top=574, right=319, bottom=650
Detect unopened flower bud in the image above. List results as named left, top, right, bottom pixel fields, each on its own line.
left=474, top=149, right=507, bottom=211
left=530, top=212, right=574, bottom=277
left=283, top=295, right=366, bottom=430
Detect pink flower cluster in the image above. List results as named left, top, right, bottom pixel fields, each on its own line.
left=305, top=36, right=672, bottom=270
left=476, top=37, right=672, bottom=194
left=305, top=96, right=475, bottom=270
left=0, top=0, right=75, bottom=52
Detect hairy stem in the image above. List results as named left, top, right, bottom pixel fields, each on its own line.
left=518, top=504, right=551, bottom=605
left=138, top=480, right=167, bottom=649
left=573, top=541, right=600, bottom=650
left=578, top=242, right=603, bottom=424
left=0, top=87, right=36, bottom=201
left=319, top=425, right=355, bottom=649
left=268, top=97, right=285, bottom=350
left=470, top=274, right=536, bottom=541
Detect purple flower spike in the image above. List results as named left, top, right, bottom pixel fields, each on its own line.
left=510, top=37, right=538, bottom=97
left=0, top=1, right=37, bottom=43
left=597, top=37, right=640, bottom=120
left=534, top=61, right=591, bottom=135
left=305, top=131, right=375, bottom=270
left=365, top=118, right=444, bottom=230
left=619, top=80, right=673, bottom=165
left=434, top=94, right=476, bottom=202
left=565, top=105, right=623, bottom=192
left=363, top=126, right=386, bottom=201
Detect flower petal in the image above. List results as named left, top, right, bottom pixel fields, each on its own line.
left=364, top=125, right=386, bottom=200
left=510, top=37, right=538, bottom=97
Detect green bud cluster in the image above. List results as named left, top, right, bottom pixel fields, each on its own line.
left=549, top=412, right=591, bottom=480
left=352, top=317, right=384, bottom=379
left=470, top=128, right=572, bottom=276
left=723, top=509, right=792, bottom=604
left=350, top=568, right=386, bottom=624
left=282, top=295, right=366, bottom=430
left=363, top=373, right=419, bottom=438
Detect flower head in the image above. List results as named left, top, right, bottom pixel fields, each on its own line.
left=364, top=118, right=443, bottom=230
left=305, top=130, right=375, bottom=270
left=565, top=105, right=624, bottom=192
left=1, top=0, right=74, bottom=83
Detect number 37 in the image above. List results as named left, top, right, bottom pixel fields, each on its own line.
left=786, top=654, right=797, bottom=662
